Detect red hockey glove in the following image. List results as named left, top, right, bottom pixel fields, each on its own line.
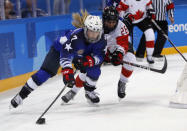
left=104, top=50, right=111, bottom=63
left=61, top=68, right=75, bottom=88
left=83, top=55, right=95, bottom=67
left=111, top=51, right=123, bottom=66
left=73, top=56, right=95, bottom=71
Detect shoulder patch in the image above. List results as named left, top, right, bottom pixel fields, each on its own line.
left=59, top=36, right=68, bottom=45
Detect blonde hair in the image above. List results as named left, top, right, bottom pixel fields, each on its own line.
left=72, top=9, right=89, bottom=28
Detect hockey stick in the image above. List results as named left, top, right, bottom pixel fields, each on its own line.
left=36, top=70, right=76, bottom=124
left=36, top=84, right=68, bottom=124
left=122, top=55, right=167, bottom=74
left=151, top=19, right=187, bottom=62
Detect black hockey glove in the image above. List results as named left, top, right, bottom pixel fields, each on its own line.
left=147, top=9, right=156, bottom=20
left=61, top=67, right=75, bottom=88
left=73, top=56, right=95, bottom=72
left=111, top=51, right=123, bottom=66
left=123, top=13, right=133, bottom=31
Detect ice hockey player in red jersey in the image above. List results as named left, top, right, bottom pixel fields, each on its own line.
left=116, top=0, right=156, bottom=64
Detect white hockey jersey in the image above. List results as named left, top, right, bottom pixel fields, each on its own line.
left=105, top=20, right=130, bottom=55
left=117, top=0, right=154, bottom=23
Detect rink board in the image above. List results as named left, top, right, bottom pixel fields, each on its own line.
left=0, top=46, right=186, bottom=92
left=0, top=6, right=187, bottom=92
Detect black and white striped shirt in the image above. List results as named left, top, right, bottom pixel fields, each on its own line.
left=152, top=0, right=174, bottom=21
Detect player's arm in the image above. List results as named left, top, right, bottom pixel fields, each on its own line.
left=92, top=38, right=108, bottom=65
left=60, top=33, right=81, bottom=69
left=116, top=0, right=129, bottom=13
left=116, top=23, right=130, bottom=54
left=167, top=0, right=175, bottom=24
left=117, top=1, right=134, bottom=25
left=116, top=0, right=130, bottom=18
left=146, top=0, right=156, bottom=20
left=52, top=29, right=73, bottom=52
left=112, top=24, right=130, bottom=66
left=60, top=36, right=76, bottom=88
left=73, top=38, right=107, bottom=72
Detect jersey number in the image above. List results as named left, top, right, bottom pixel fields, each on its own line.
left=121, top=25, right=129, bottom=36
left=71, top=35, right=78, bottom=42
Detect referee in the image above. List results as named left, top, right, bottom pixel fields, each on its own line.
left=136, top=0, right=174, bottom=60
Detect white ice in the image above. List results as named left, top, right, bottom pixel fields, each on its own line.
left=0, top=54, right=187, bottom=131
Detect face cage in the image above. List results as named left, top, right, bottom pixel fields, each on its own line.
left=103, top=20, right=118, bottom=33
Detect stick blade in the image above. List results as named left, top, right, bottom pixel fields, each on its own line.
left=150, top=55, right=167, bottom=74
left=36, top=118, right=46, bottom=125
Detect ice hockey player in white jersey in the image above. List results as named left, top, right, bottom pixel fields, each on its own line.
left=116, top=0, right=156, bottom=64
left=103, top=6, right=136, bottom=99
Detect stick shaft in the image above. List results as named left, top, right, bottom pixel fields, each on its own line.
left=151, top=19, right=187, bottom=62
left=37, top=85, right=67, bottom=120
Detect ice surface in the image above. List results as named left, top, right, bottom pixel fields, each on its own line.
left=1, top=54, right=187, bottom=131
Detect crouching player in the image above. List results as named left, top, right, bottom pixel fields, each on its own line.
left=60, top=15, right=106, bottom=104
left=10, top=14, right=106, bottom=108
left=62, top=7, right=136, bottom=103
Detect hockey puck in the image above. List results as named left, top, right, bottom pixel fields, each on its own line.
left=36, top=118, right=46, bottom=124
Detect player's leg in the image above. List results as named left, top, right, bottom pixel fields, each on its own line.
left=135, top=34, right=146, bottom=61
left=61, top=73, right=86, bottom=103
left=118, top=52, right=136, bottom=99
left=153, top=21, right=168, bottom=60
left=10, top=46, right=60, bottom=108
left=84, top=66, right=101, bottom=103
left=137, top=18, right=155, bottom=64
left=62, top=66, right=101, bottom=104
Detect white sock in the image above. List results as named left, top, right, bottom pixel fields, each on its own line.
left=72, top=86, right=81, bottom=93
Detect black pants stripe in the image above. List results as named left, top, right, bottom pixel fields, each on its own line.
left=136, top=20, right=168, bottom=57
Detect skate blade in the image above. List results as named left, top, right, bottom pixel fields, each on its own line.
left=118, top=98, right=123, bottom=102
left=86, top=99, right=99, bottom=107
left=61, top=101, right=73, bottom=105
left=148, top=63, right=154, bottom=68
left=61, top=99, right=75, bottom=105
left=61, top=97, right=75, bottom=105
left=61, top=101, right=68, bottom=105
left=153, top=57, right=164, bottom=62
left=9, top=104, right=15, bottom=110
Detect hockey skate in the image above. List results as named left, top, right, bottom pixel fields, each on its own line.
left=10, top=94, right=23, bottom=109
left=147, top=55, right=154, bottom=64
left=61, top=90, right=76, bottom=103
left=85, top=90, right=100, bottom=104
left=118, top=80, right=126, bottom=99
